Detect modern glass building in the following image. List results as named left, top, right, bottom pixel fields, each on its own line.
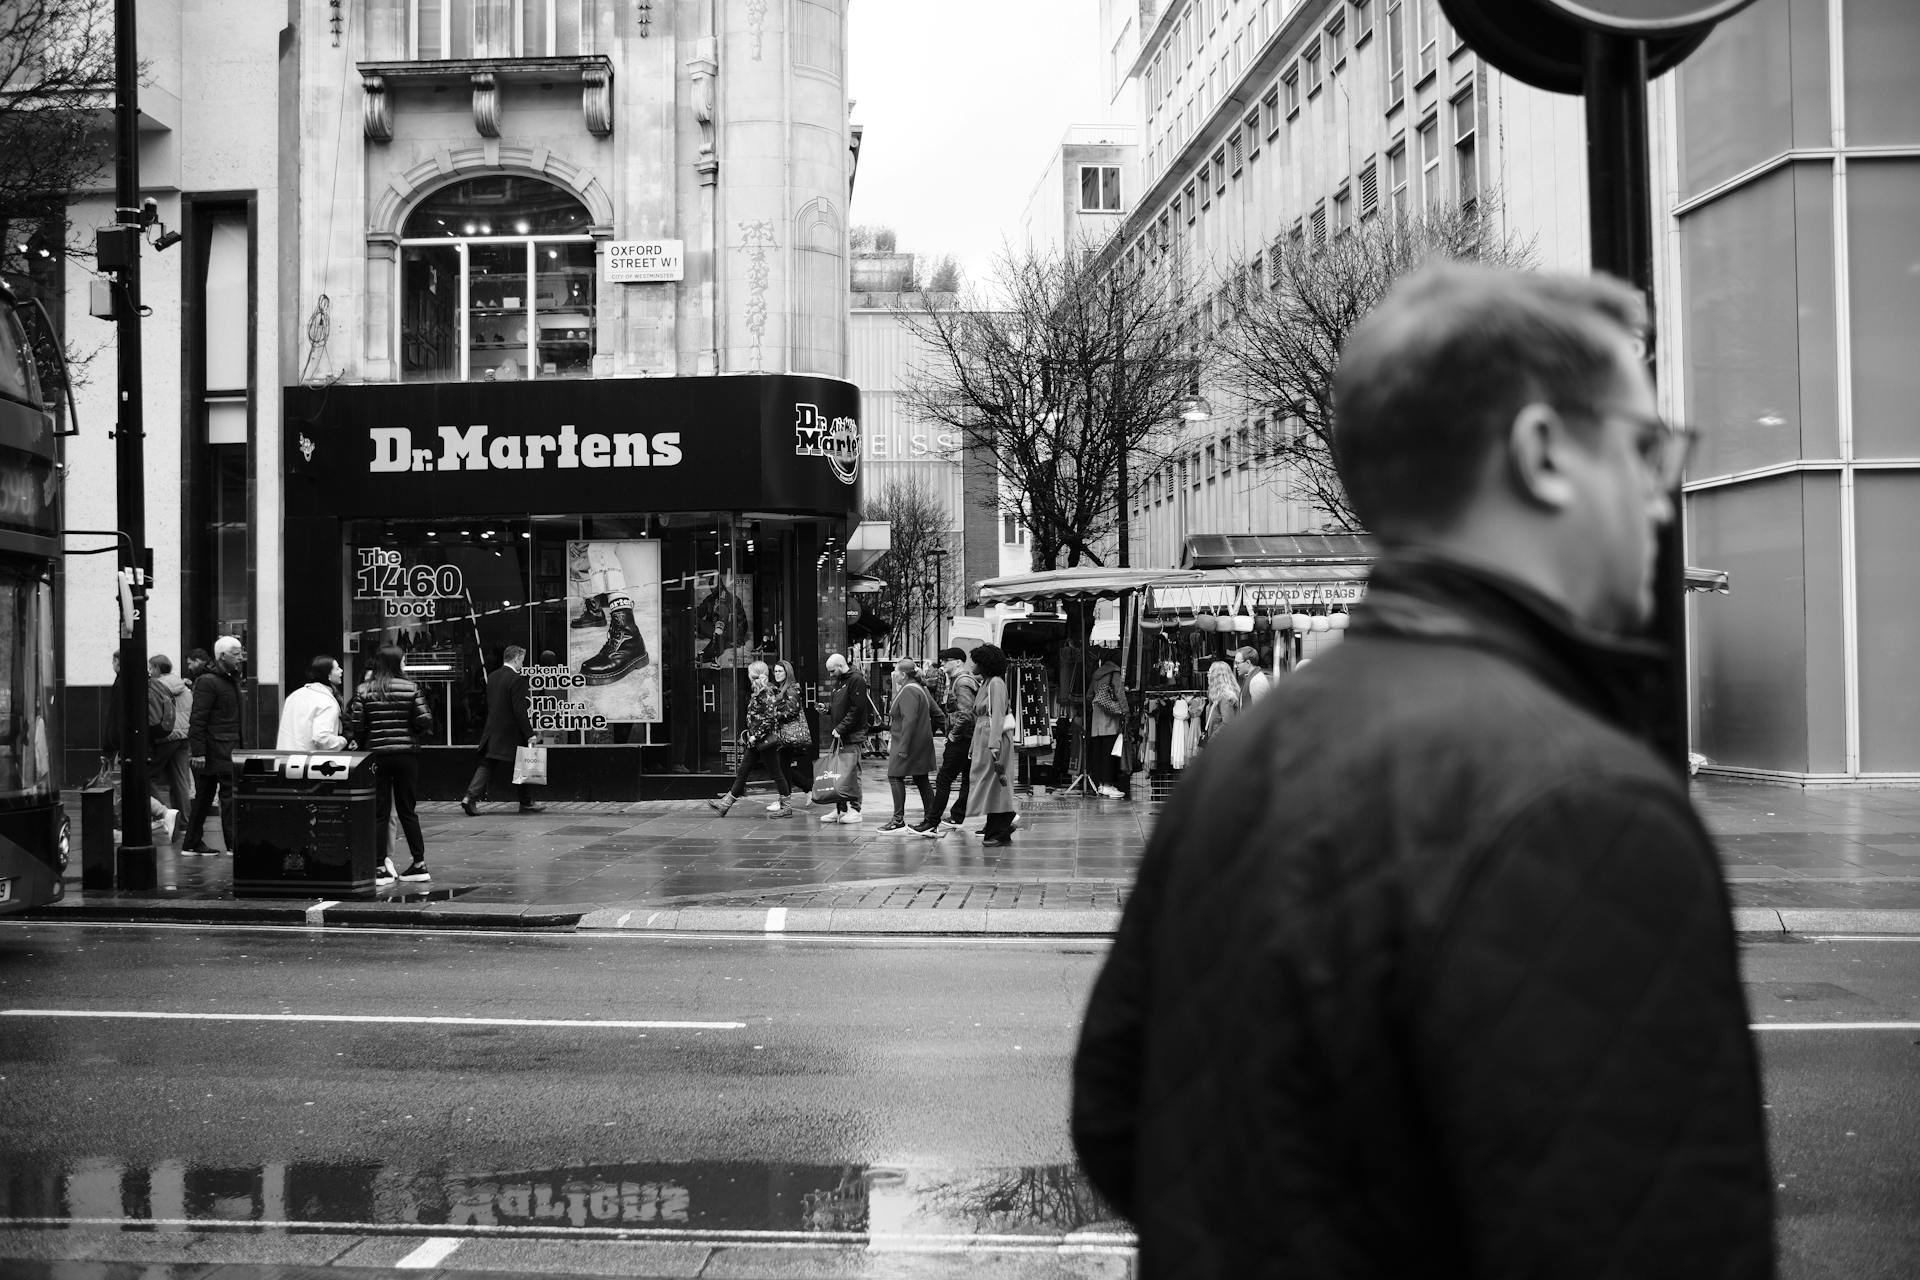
left=1663, top=0, right=1920, bottom=782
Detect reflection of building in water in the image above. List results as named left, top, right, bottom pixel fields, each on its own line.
left=19, top=1157, right=1116, bottom=1238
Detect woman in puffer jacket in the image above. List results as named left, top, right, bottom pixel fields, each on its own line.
left=346, top=644, right=435, bottom=885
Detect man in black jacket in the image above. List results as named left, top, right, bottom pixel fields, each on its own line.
left=1072, top=265, right=1774, bottom=1278
left=181, top=635, right=247, bottom=856
left=461, top=645, right=543, bottom=815
left=820, top=652, right=870, bottom=824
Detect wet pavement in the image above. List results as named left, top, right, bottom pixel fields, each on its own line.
left=33, top=777, right=1920, bottom=927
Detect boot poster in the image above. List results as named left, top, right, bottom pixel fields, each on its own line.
left=565, top=540, right=663, bottom=723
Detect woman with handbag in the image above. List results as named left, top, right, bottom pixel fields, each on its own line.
left=965, top=643, right=1018, bottom=846
left=346, top=644, right=435, bottom=885
left=770, top=659, right=814, bottom=803
left=708, top=661, right=797, bottom=819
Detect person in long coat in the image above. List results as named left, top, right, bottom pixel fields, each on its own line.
left=880, top=658, right=938, bottom=832
left=965, top=643, right=1017, bottom=845
left=461, top=644, right=543, bottom=816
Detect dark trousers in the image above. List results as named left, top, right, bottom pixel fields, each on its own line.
left=149, top=738, right=192, bottom=817
left=782, top=748, right=815, bottom=793
left=982, top=811, right=1016, bottom=839
left=889, top=773, right=935, bottom=822
left=182, top=760, right=234, bottom=850
left=1088, top=735, right=1118, bottom=788
left=729, top=744, right=792, bottom=798
left=375, top=753, right=426, bottom=865
left=928, top=734, right=972, bottom=824
left=465, top=754, right=530, bottom=807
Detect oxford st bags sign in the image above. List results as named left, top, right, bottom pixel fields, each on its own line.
left=283, top=374, right=864, bottom=521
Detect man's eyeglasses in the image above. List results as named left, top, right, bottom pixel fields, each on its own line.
left=1564, top=406, right=1698, bottom=489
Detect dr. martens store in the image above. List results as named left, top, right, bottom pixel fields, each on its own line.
left=282, top=374, right=861, bottom=800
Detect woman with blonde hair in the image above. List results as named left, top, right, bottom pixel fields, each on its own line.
left=708, top=661, right=796, bottom=818
left=1201, top=659, right=1242, bottom=745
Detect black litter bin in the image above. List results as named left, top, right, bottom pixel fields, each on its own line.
left=231, top=751, right=380, bottom=898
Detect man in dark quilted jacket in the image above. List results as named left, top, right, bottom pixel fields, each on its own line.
left=1073, top=264, right=1774, bottom=1278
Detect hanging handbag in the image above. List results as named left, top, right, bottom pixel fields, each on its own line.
left=775, top=714, right=814, bottom=751
left=1093, top=675, right=1125, bottom=718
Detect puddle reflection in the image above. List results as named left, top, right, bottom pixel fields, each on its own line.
left=2, top=1155, right=1115, bottom=1237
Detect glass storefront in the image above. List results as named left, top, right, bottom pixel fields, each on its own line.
left=285, top=371, right=862, bottom=798
left=339, top=512, right=848, bottom=778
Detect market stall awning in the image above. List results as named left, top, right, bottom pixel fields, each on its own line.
left=1685, top=565, right=1730, bottom=594
left=975, top=566, right=1205, bottom=604
left=1182, top=532, right=1374, bottom=567
left=1149, top=562, right=1371, bottom=612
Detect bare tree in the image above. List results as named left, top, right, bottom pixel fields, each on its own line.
left=0, top=0, right=115, bottom=267
left=863, top=473, right=956, bottom=657
left=1211, top=200, right=1536, bottom=530
left=899, top=238, right=1191, bottom=571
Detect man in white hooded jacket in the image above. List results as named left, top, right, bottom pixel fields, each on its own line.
left=277, top=655, right=348, bottom=752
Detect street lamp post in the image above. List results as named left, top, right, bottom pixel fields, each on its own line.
left=926, top=545, right=950, bottom=653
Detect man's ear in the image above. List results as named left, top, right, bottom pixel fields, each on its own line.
left=1507, top=402, right=1579, bottom=512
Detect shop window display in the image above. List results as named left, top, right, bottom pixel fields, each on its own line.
left=399, top=175, right=596, bottom=383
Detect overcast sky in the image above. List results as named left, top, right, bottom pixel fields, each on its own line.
left=847, top=1, right=1111, bottom=288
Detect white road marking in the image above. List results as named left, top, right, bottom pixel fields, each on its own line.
left=0, top=920, right=1108, bottom=946
left=765, top=906, right=788, bottom=933
left=305, top=901, right=337, bottom=926
left=617, top=912, right=633, bottom=927
left=395, top=1236, right=462, bottom=1269
left=1751, top=1021, right=1920, bottom=1031
left=0, top=1009, right=744, bottom=1030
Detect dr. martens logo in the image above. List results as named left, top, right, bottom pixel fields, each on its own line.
left=793, top=403, right=860, bottom=486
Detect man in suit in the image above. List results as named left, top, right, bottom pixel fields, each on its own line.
left=461, top=645, right=543, bottom=815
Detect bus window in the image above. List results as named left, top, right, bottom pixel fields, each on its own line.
left=0, top=565, right=54, bottom=798
left=0, top=305, right=40, bottom=405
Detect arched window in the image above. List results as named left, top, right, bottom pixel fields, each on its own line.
left=398, top=175, right=596, bottom=383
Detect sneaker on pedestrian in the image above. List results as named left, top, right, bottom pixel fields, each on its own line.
left=708, top=794, right=736, bottom=815
left=156, top=808, right=179, bottom=842
left=179, top=843, right=211, bottom=857
left=375, top=857, right=398, bottom=886
left=1096, top=785, right=1124, bottom=799
left=818, top=810, right=842, bottom=823
left=398, top=861, right=431, bottom=882
left=939, top=820, right=963, bottom=833
left=460, top=796, right=479, bottom=817
left=767, top=803, right=795, bottom=819
left=910, top=820, right=942, bottom=838
left=837, top=810, right=864, bottom=825
left=877, top=818, right=906, bottom=833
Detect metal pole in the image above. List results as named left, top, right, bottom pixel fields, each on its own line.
left=1583, top=31, right=1687, bottom=777
left=113, top=0, right=155, bottom=885
left=1117, top=446, right=1130, bottom=568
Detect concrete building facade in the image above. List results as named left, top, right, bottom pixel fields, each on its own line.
left=1099, top=0, right=1591, bottom=568
left=59, top=0, right=864, bottom=799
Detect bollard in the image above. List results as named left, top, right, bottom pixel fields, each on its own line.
left=80, top=786, right=115, bottom=891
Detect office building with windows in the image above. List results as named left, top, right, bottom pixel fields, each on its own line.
left=1662, top=0, right=1920, bottom=783
left=1100, top=0, right=1590, bottom=566
left=1017, top=125, right=1140, bottom=257
left=60, top=0, right=862, bottom=798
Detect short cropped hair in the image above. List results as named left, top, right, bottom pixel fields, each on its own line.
left=503, top=644, right=527, bottom=665
left=148, top=654, right=172, bottom=674
left=1333, top=263, right=1647, bottom=539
